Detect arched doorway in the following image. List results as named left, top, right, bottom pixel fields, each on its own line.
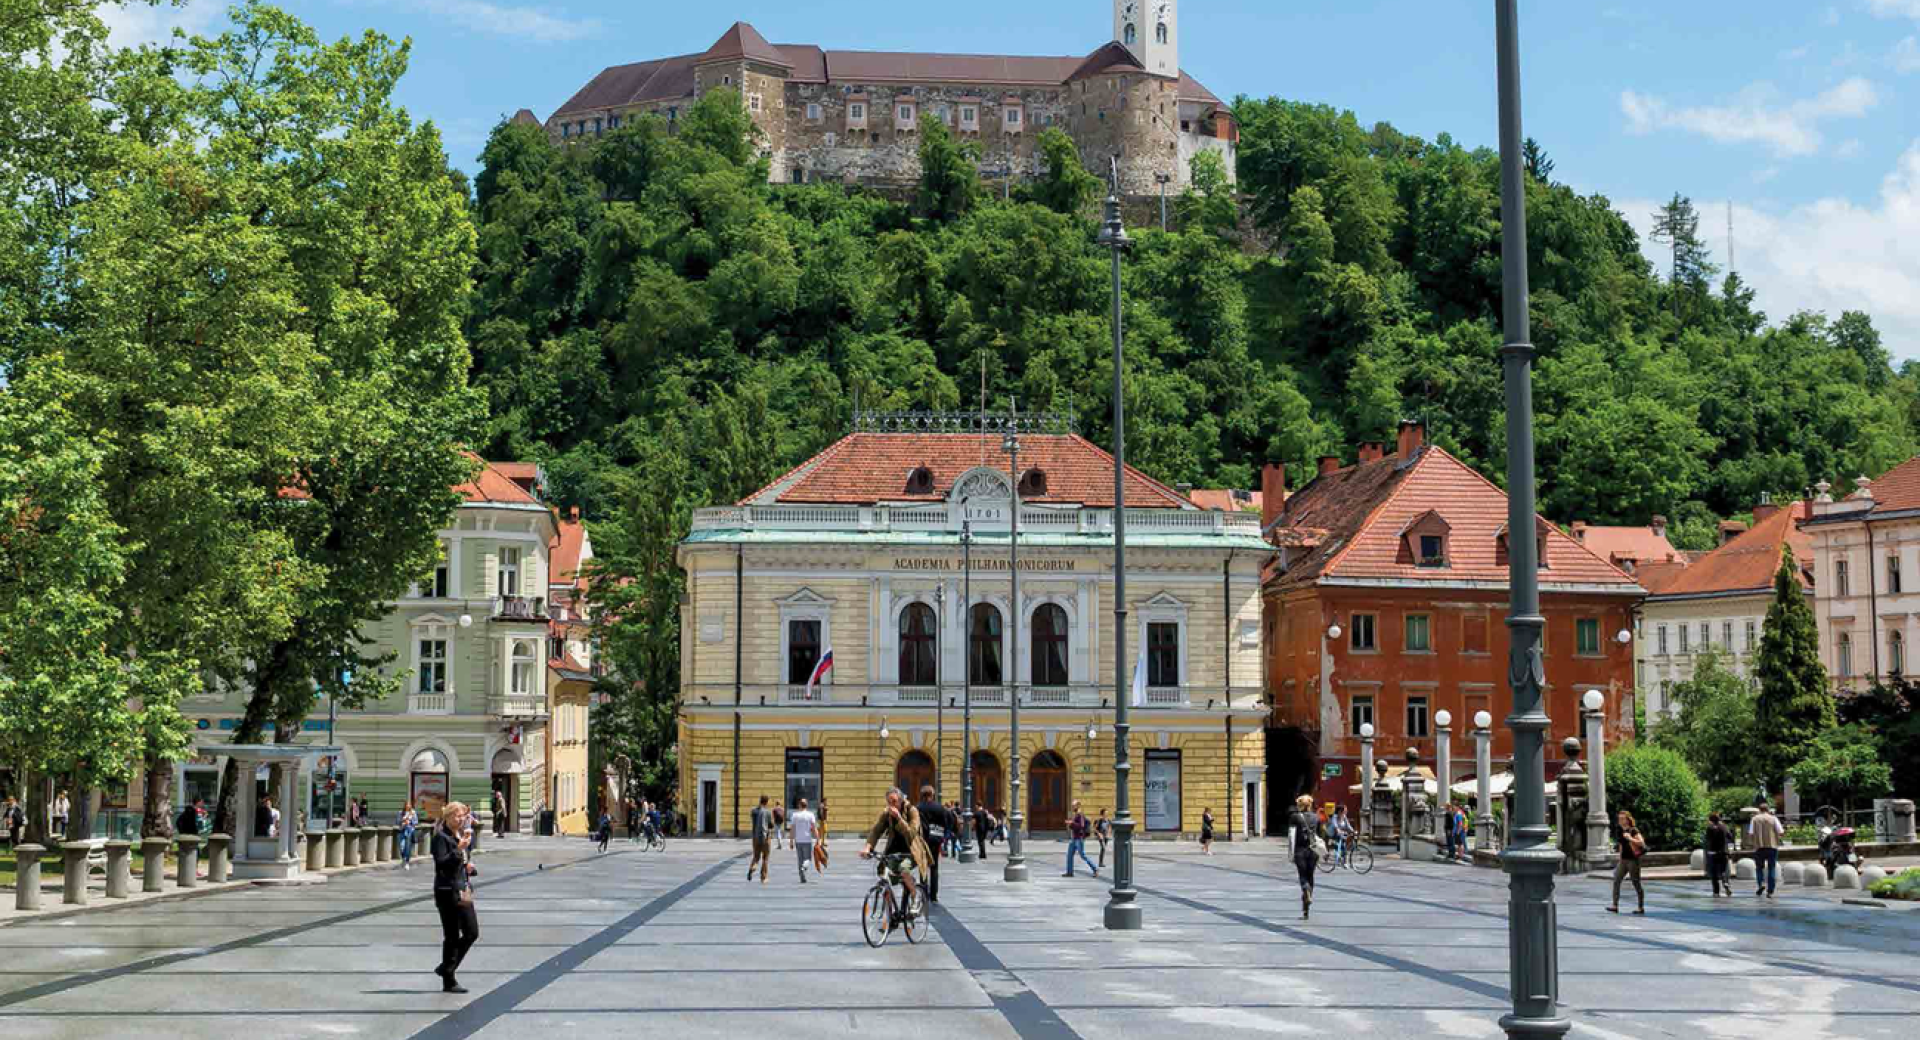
left=1028, top=750, right=1068, bottom=831
left=895, top=750, right=935, bottom=800
left=969, top=750, right=1003, bottom=814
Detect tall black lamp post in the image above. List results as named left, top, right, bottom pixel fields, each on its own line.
left=1100, top=160, right=1141, bottom=931
left=1494, top=2, right=1568, bottom=1036
left=959, top=519, right=976, bottom=862
left=1003, top=409, right=1029, bottom=883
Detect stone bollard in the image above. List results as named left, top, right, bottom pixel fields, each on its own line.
left=306, top=829, right=327, bottom=872
left=358, top=827, right=376, bottom=864
left=1803, top=865, right=1829, bottom=887
left=343, top=827, right=361, bottom=867
left=13, top=844, right=46, bottom=911
left=325, top=828, right=344, bottom=869
left=175, top=835, right=202, bottom=889
left=206, top=834, right=231, bottom=884
left=105, top=840, right=132, bottom=898
left=1862, top=865, right=1888, bottom=888
left=60, top=842, right=91, bottom=905
left=1689, top=849, right=1706, bottom=872
left=1735, top=857, right=1757, bottom=881
left=1833, top=864, right=1861, bottom=890
left=140, top=837, right=170, bottom=893
left=1779, top=862, right=1805, bottom=886
left=375, top=826, right=394, bottom=863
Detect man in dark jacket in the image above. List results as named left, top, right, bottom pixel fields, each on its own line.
left=175, top=799, right=204, bottom=839
left=915, top=786, right=953, bottom=904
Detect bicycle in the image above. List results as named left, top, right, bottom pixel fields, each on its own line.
left=860, top=853, right=925, bottom=948
left=1318, top=835, right=1374, bottom=875
left=639, top=828, right=665, bottom=853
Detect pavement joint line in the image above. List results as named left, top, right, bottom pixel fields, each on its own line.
left=1132, top=883, right=1514, bottom=1003
left=406, top=854, right=745, bottom=1040
left=924, top=901, right=1082, bottom=1040
left=1140, top=852, right=1920, bottom=999
left=0, top=847, right=629, bottom=1009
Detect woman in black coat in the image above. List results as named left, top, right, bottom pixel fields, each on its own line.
left=431, top=801, right=480, bottom=993
left=1289, top=795, right=1322, bottom=920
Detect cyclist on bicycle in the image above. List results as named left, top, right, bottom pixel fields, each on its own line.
left=1330, top=804, right=1355, bottom=864
left=859, top=788, right=930, bottom=908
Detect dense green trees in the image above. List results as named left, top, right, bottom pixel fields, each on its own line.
left=1755, top=546, right=1837, bottom=789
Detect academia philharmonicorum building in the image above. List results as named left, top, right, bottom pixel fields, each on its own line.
left=675, top=413, right=1271, bottom=839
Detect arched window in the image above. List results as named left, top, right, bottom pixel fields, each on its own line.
left=510, top=639, right=536, bottom=695
left=895, top=750, right=935, bottom=798
left=1124, top=23, right=1137, bottom=45
left=1156, top=22, right=1168, bottom=44
left=1891, top=631, right=1905, bottom=677
left=899, top=603, right=938, bottom=686
left=1032, top=604, right=1069, bottom=686
left=970, top=603, right=1003, bottom=686
left=1019, top=468, right=1048, bottom=497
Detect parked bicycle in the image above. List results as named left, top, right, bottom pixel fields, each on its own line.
left=1318, top=837, right=1375, bottom=875
left=860, top=853, right=925, bottom=947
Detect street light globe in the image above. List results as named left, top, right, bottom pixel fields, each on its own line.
left=1434, top=710, right=1452, bottom=728
left=1582, top=689, right=1605, bottom=712
left=1615, top=629, right=1632, bottom=645
left=1359, top=722, right=1374, bottom=739
left=458, top=614, right=472, bottom=628
left=1087, top=724, right=1097, bottom=741
left=1473, top=710, right=1492, bottom=729
left=879, top=727, right=890, bottom=740
left=1328, top=624, right=1343, bottom=640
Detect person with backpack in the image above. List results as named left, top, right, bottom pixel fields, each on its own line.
left=1063, top=802, right=1099, bottom=878
left=772, top=801, right=787, bottom=851
left=748, top=795, right=773, bottom=883
left=1289, top=795, right=1323, bottom=920
left=1609, top=810, right=1647, bottom=914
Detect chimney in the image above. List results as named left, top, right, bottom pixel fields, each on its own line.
left=1752, top=500, right=1781, bottom=525
left=1318, top=455, right=1342, bottom=477
left=1396, top=419, right=1426, bottom=459
left=1717, top=520, right=1748, bottom=546
left=1176, top=482, right=1194, bottom=500
left=1571, top=521, right=1589, bottom=542
left=1260, top=463, right=1286, bottom=531
left=1649, top=515, right=1668, bottom=539
left=1358, top=442, right=1385, bottom=464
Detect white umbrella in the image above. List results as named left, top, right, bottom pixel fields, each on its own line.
left=1450, top=772, right=1556, bottom=799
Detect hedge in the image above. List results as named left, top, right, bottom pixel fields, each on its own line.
left=1602, top=743, right=1709, bottom=852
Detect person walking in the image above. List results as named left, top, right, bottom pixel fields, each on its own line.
left=1095, top=808, right=1111, bottom=868
left=175, top=798, right=205, bottom=840
left=790, top=797, right=819, bottom=883
left=490, top=788, right=506, bottom=838
left=1200, top=807, right=1215, bottom=855
left=915, top=786, right=953, bottom=903
left=1289, top=795, right=1322, bottom=920
left=1750, top=801, right=1783, bottom=898
left=748, top=795, right=773, bottom=883
left=1063, top=802, right=1099, bottom=878
left=52, top=791, right=70, bottom=839
left=1608, top=810, right=1647, bottom=914
left=398, top=803, right=419, bottom=869
left=595, top=808, right=613, bottom=853
left=994, top=807, right=1007, bottom=845
left=772, top=801, right=787, bottom=851
left=430, top=801, right=480, bottom=994
left=1704, top=812, right=1733, bottom=897
left=973, top=804, right=991, bottom=860
left=2, top=796, right=22, bottom=848
left=347, top=796, right=362, bottom=829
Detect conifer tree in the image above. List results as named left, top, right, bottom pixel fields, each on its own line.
left=1754, top=543, right=1836, bottom=788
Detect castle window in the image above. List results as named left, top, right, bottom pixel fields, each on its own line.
left=723, top=75, right=732, bottom=86
left=897, top=103, right=916, bottom=126
left=807, top=102, right=822, bottom=122
left=592, top=117, right=602, bottom=133
left=1125, top=23, right=1137, bottom=45
left=667, top=107, right=678, bottom=121
left=825, top=132, right=837, bottom=147
left=960, top=105, right=977, bottom=129
left=608, top=114, right=620, bottom=129
left=1005, top=107, right=1022, bottom=128
left=1180, top=119, right=1191, bottom=132
left=748, top=93, right=762, bottom=113
left=1157, top=22, right=1168, bottom=44
left=560, top=123, right=570, bottom=139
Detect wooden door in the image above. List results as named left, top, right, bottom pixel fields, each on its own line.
left=895, top=751, right=935, bottom=801
left=969, top=751, right=1003, bottom=815
left=1028, top=751, right=1068, bottom=831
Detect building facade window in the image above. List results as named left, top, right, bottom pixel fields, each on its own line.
left=787, top=619, right=822, bottom=684
left=1418, top=534, right=1445, bottom=567
left=1837, top=633, right=1853, bottom=678
left=898, top=603, right=937, bottom=686
left=511, top=639, right=535, bottom=696
left=1405, top=614, right=1432, bottom=652
left=1350, top=614, right=1377, bottom=652
left=1147, top=622, right=1180, bottom=688
left=960, top=105, right=977, bottom=128
left=430, top=542, right=450, bottom=598
left=419, top=638, right=447, bottom=693
left=1891, top=554, right=1904, bottom=595
left=748, top=93, right=762, bottom=113
left=1746, top=620, right=1757, bottom=650
left=1463, top=613, right=1489, bottom=654
left=1350, top=695, right=1374, bottom=736
left=1722, top=621, right=1734, bottom=650
left=1406, top=695, right=1430, bottom=738
left=1005, top=107, right=1021, bottom=127
left=1658, top=625, right=1669, bottom=655
left=969, top=603, right=1003, bottom=686
left=1576, top=618, right=1601, bottom=656
left=784, top=749, right=823, bottom=812
left=1836, top=558, right=1850, bottom=597
left=1125, top=23, right=1137, bottom=45
left=1679, top=625, right=1690, bottom=654
left=1156, top=22, right=1168, bottom=44
left=1893, top=631, right=1906, bottom=677
left=1032, top=604, right=1069, bottom=687
left=806, top=102, right=822, bottom=121
left=897, top=103, right=916, bottom=124
left=499, top=546, right=521, bottom=596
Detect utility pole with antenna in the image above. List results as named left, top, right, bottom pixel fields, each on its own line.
left=1727, top=200, right=1736, bottom=276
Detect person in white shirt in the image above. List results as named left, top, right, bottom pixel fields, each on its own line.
left=788, top=798, right=820, bottom=884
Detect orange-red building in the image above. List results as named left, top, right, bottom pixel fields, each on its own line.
left=1260, top=423, right=1643, bottom=814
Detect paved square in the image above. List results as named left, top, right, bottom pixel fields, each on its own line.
left=1, top=837, right=1915, bottom=1038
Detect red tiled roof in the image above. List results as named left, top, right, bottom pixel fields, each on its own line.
left=1066, top=41, right=1146, bottom=82
left=1869, top=456, right=1920, bottom=512
left=1175, top=71, right=1223, bottom=105
left=457, top=456, right=543, bottom=506
left=825, top=49, right=1083, bottom=85
left=699, top=22, right=792, bottom=69
left=1652, top=502, right=1813, bottom=598
left=1573, top=525, right=1679, bottom=568
left=742, top=432, right=1191, bottom=509
left=1634, top=557, right=1692, bottom=595
left=1190, top=489, right=1262, bottom=513
left=550, top=513, right=588, bottom=592
left=1268, top=447, right=1639, bottom=590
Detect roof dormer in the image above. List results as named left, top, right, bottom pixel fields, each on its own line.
left=1018, top=467, right=1049, bottom=498
left=904, top=465, right=936, bottom=495
left=1398, top=509, right=1451, bottom=569
left=1495, top=517, right=1553, bottom=571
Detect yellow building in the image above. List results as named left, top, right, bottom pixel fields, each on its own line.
left=546, top=507, right=597, bottom=836
left=676, top=414, right=1271, bottom=839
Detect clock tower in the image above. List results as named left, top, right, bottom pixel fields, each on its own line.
left=1115, top=0, right=1178, bottom=78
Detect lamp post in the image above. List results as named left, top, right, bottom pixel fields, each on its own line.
left=935, top=584, right=946, bottom=799
left=1003, top=410, right=1029, bottom=884
left=1400, top=747, right=1422, bottom=862
left=1494, top=2, right=1568, bottom=1035
left=1434, top=710, right=1453, bottom=846
left=1583, top=689, right=1612, bottom=872
left=1474, top=711, right=1495, bottom=853
left=1100, top=160, right=1141, bottom=931
left=959, top=520, right=977, bottom=863
left=1359, top=720, right=1374, bottom=826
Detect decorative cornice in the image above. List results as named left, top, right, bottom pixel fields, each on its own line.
left=851, top=410, right=1076, bottom=435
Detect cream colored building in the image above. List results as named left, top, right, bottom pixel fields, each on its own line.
left=676, top=416, right=1272, bottom=839
left=1809, top=465, right=1920, bottom=691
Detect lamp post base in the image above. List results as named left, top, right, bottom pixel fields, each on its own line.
left=958, top=846, right=977, bottom=864
left=1003, top=859, right=1029, bottom=883
left=1498, top=1013, right=1573, bottom=1038
left=1103, top=899, right=1142, bottom=930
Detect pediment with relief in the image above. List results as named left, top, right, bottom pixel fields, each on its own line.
left=949, top=467, right=1012, bottom=503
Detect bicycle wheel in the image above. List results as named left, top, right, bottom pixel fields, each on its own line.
left=1350, top=844, right=1374, bottom=875
left=1318, top=848, right=1338, bottom=874
left=900, top=886, right=927, bottom=944
left=862, top=884, right=894, bottom=948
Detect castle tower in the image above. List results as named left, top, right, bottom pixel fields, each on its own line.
left=1115, top=0, right=1178, bottom=79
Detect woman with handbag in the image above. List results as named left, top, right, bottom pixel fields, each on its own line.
left=1289, top=795, right=1323, bottom=920
left=431, top=801, right=481, bottom=993
left=1609, top=810, right=1647, bottom=915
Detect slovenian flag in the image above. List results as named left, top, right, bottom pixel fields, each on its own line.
left=1130, top=643, right=1148, bottom=708
left=807, top=647, right=835, bottom=695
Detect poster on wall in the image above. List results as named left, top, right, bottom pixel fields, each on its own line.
left=411, top=773, right=450, bottom=821
left=1144, top=750, right=1182, bottom=831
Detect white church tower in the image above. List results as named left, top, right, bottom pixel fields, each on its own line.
left=1115, top=0, right=1179, bottom=78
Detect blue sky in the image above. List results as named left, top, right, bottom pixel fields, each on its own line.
left=109, top=1, right=1920, bottom=357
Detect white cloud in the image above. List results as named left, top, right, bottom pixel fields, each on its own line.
left=1895, top=36, right=1920, bottom=73
left=1866, top=0, right=1920, bottom=20
left=416, top=1, right=599, bottom=43
left=97, top=0, right=219, bottom=49
left=1618, top=141, right=1920, bottom=360
left=1618, top=78, right=1879, bottom=157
